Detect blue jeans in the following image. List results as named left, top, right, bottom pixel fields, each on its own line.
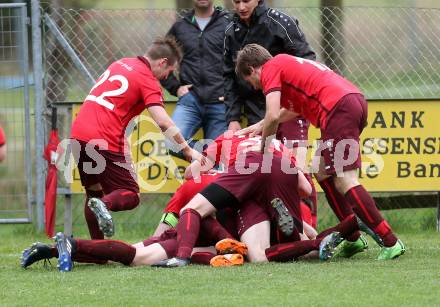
left=171, top=92, right=227, bottom=150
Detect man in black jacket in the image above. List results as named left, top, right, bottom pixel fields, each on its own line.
left=162, top=0, right=230, bottom=153
left=224, top=0, right=316, bottom=131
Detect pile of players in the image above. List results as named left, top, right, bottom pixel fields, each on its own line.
left=20, top=37, right=405, bottom=272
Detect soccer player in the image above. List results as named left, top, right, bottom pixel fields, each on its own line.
left=70, top=37, right=203, bottom=239
left=0, top=124, right=6, bottom=162
left=21, top=215, right=243, bottom=271
left=234, top=44, right=405, bottom=260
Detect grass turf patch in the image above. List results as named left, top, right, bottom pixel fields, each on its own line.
left=1, top=225, right=440, bottom=306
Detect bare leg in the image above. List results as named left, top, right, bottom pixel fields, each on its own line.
left=240, top=221, right=271, bottom=263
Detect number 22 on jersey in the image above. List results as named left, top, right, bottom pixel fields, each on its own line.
left=86, top=69, right=129, bottom=110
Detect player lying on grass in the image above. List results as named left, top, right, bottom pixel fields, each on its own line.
left=20, top=204, right=345, bottom=272
left=20, top=214, right=247, bottom=272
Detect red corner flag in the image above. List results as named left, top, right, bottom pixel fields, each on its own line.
left=43, top=129, right=60, bottom=237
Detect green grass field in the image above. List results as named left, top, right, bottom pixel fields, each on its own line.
left=1, top=224, right=439, bottom=306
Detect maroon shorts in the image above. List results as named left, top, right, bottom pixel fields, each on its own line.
left=235, top=200, right=270, bottom=237
left=318, top=94, right=368, bottom=175
left=276, top=117, right=310, bottom=149
left=210, top=152, right=302, bottom=234
left=212, top=152, right=270, bottom=204
left=73, top=139, right=139, bottom=193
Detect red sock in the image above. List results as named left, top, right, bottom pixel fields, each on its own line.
left=200, top=216, right=234, bottom=243
left=345, top=185, right=398, bottom=247
left=190, top=252, right=216, bottom=265
left=49, top=243, right=105, bottom=264
left=85, top=190, right=104, bottom=239
left=176, top=208, right=201, bottom=259
left=265, top=240, right=320, bottom=262
left=74, top=239, right=136, bottom=266
left=317, top=214, right=360, bottom=241
left=319, top=177, right=354, bottom=220
left=102, top=189, right=139, bottom=212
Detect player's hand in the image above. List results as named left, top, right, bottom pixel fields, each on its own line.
left=235, top=120, right=263, bottom=137
left=183, top=147, right=206, bottom=165
left=177, top=84, right=193, bottom=97
left=228, top=121, right=241, bottom=132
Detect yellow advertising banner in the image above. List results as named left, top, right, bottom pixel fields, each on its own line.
left=70, top=99, right=440, bottom=193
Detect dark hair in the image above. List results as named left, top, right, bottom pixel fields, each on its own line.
left=235, top=43, right=273, bottom=78
left=146, top=36, right=183, bottom=65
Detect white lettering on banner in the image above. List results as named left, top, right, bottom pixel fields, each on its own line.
left=85, top=69, right=129, bottom=110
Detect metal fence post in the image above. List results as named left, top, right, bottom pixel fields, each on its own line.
left=20, top=4, right=33, bottom=222
left=31, top=0, right=45, bottom=231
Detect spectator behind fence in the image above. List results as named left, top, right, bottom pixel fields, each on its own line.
left=161, top=0, right=229, bottom=155
left=70, top=37, right=203, bottom=240
left=0, top=124, right=6, bottom=162
left=224, top=0, right=316, bottom=131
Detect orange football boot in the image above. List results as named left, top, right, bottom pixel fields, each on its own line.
left=210, top=254, right=244, bottom=267
left=215, top=238, right=248, bottom=256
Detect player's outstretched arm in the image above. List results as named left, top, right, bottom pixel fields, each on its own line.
left=147, top=105, right=203, bottom=163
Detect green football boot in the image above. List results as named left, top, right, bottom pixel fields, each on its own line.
left=377, top=239, right=405, bottom=260
left=334, top=235, right=368, bottom=258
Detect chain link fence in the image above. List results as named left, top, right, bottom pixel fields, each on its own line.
left=42, top=6, right=440, bottom=103
left=39, top=6, right=440, bottom=233
left=0, top=3, right=32, bottom=223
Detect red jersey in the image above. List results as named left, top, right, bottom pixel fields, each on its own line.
left=0, top=126, right=5, bottom=146
left=261, top=54, right=361, bottom=128
left=204, top=131, right=296, bottom=167
left=164, top=173, right=220, bottom=215
left=71, top=57, right=164, bottom=153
